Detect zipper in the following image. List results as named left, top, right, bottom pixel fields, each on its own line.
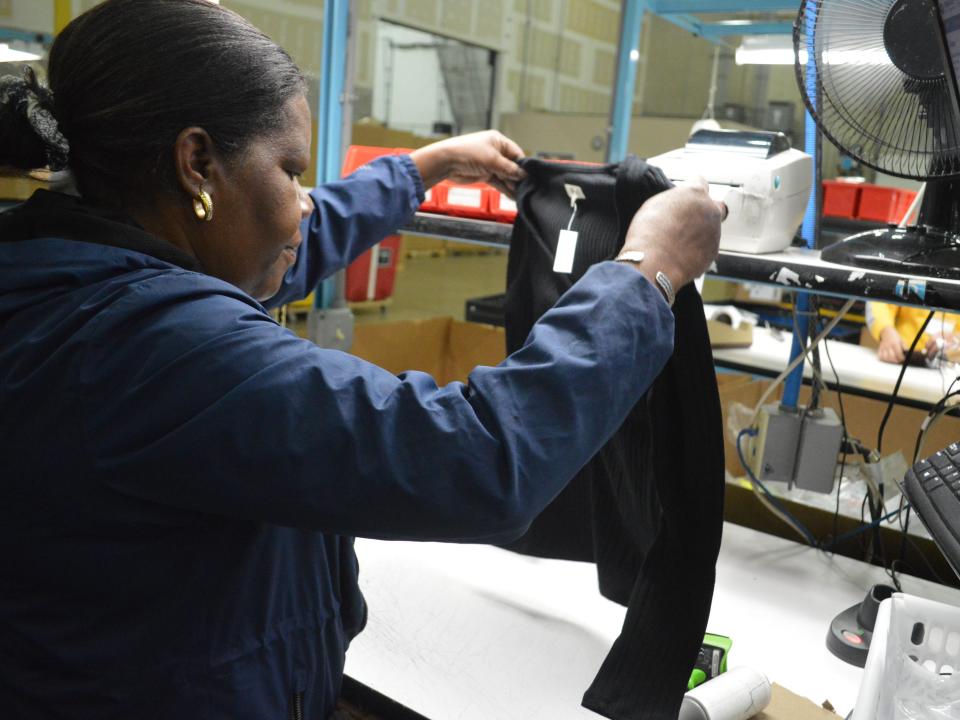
left=290, top=690, right=304, bottom=720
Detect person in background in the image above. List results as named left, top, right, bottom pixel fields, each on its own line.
left=867, top=301, right=960, bottom=364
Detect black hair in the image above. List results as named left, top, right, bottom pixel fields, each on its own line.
left=0, top=0, right=306, bottom=204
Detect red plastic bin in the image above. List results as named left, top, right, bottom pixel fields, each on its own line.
left=822, top=180, right=862, bottom=219
left=344, top=235, right=402, bottom=303
left=342, top=145, right=393, bottom=175
left=490, top=191, right=517, bottom=224
left=857, top=185, right=917, bottom=224
left=440, top=182, right=494, bottom=220
left=342, top=145, right=401, bottom=303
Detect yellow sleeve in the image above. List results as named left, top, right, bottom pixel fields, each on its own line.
left=866, top=302, right=898, bottom=341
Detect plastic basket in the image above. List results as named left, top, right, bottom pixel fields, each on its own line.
left=853, top=593, right=960, bottom=720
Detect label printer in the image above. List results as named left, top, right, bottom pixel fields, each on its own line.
left=648, top=129, right=812, bottom=254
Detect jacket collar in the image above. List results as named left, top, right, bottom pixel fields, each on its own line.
left=0, top=189, right=203, bottom=272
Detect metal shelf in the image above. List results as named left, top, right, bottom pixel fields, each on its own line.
left=401, top=213, right=960, bottom=312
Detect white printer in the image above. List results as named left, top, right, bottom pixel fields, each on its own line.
left=648, top=129, right=812, bottom=254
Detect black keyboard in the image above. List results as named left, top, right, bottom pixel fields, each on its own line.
left=904, top=443, right=960, bottom=578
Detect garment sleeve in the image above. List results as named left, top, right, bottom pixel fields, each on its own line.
left=82, top=263, right=674, bottom=544
left=263, top=155, right=425, bottom=309
left=866, top=301, right=898, bottom=342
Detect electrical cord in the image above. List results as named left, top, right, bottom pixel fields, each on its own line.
left=822, top=328, right=848, bottom=548
left=748, top=299, right=856, bottom=428
left=877, top=311, right=934, bottom=456
left=736, top=429, right=818, bottom=545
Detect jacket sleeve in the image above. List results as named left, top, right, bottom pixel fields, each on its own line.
left=263, top=154, right=424, bottom=309
left=866, top=301, right=898, bottom=341
left=82, top=262, right=674, bottom=544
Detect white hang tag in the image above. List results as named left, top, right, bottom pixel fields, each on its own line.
left=553, top=229, right=579, bottom=274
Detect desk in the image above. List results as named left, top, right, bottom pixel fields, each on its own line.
left=713, top=325, right=958, bottom=408
left=344, top=523, right=960, bottom=719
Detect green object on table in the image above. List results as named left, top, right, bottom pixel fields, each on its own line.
left=687, top=633, right=732, bottom=690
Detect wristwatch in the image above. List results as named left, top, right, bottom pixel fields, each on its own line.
left=614, top=251, right=676, bottom=307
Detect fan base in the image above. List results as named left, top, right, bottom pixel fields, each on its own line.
left=820, top=225, right=960, bottom=280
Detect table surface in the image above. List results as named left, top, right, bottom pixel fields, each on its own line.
left=713, top=324, right=958, bottom=407
left=344, top=523, right=960, bottom=720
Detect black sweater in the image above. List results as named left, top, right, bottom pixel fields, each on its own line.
left=501, top=156, right=726, bottom=720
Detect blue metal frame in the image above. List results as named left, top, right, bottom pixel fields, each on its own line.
left=607, top=0, right=647, bottom=162
left=781, top=0, right=819, bottom=409
left=317, top=0, right=350, bottom=185
left=0, top=29, right=52, bottom=44
left=314, top=0, right=351, bottom=310
left=606, top=0, right=810, bottom=406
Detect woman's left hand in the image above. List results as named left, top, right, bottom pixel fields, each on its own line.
left=410, top=130, right=526, bottom=198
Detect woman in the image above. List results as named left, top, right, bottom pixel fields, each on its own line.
left=0, top=1, right=722, bottom=717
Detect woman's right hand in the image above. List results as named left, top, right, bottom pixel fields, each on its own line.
left=877, top=327, right=907, bottom=364
left=615, top=179, right=724, bottom=294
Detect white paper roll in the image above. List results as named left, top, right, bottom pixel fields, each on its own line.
left=678, top=667, right=772, bottom=720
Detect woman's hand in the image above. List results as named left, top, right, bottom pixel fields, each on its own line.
left=615, top=179, right=724, bottom=295
left=878, top=327, right=907, bottom=364
left=410, top=130, right=526, bottom=197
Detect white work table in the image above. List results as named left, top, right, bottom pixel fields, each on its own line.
left=345, top=523, right=960, bottom=719
left=713, top=325, right=958, bottom=407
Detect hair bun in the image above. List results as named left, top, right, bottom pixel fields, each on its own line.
left=0, top=67, right=69, bottom=171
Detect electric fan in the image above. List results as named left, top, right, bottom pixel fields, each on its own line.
left=795, top=0, right=960, bottom=279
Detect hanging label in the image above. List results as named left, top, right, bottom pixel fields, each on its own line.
left=553, top=229, right=579, bottom=274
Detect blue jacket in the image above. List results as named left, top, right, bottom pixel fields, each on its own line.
left=0, top=156, right=674, bottom=719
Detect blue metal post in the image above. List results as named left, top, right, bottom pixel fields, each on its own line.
left=314, top=0, right=351, bottom=311
left=607, top=0, right=646, bottom=162
left=782, top=0, right=818, bottom=409
left=317, top=0, right=350, bottom=185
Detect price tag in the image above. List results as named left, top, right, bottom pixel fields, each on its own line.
left=553, top=229, right=579, bottom=274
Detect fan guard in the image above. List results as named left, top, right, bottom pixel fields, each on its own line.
left=795, top=0, right=960, bottom=179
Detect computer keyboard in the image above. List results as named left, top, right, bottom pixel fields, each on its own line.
left=904, top=443, right=960, bottom=578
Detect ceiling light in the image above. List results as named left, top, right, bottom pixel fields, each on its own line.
left=0, top=43, right=41, bottom=63
left=735, top=35, right=803, bottom=65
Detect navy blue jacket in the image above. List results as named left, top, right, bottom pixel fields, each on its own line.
left=0, top=156, right=674, bottom=719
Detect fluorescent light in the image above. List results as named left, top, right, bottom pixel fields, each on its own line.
left=735, top=35, right=804, bottom=65
left=736, top=47, right=807, bottom=65
left=0, top=43, right=41, bottom=63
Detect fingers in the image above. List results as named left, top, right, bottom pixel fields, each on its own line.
left=717, top=201, right=729, bottom=222
left=494, top=132, right=525, bottom=162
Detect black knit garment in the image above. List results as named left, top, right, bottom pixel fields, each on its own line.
left=501, top=156, right=725, bottom=720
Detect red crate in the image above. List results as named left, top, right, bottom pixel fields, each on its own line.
left=489, top=191, right=518, bottom=224
left=342, top=145, right=393, bottom=175
left=344, top=235, right=402, bottom=303
left=822, top=180, right=862, bottom=219
left=419, top=181, right=446, bottom=214
left=440, top=182, right=494, bottom=220
left=342, top=146, right=401, bottom=303
left=857, top=185, right=917, bottom=223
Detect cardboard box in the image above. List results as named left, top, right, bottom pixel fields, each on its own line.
left=351, top=316, right=505, bottom=385
left=757, top=683, right=840, bottom=719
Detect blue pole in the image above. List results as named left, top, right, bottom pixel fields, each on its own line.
left=314, top=0, right=350, bottom=310
left=607, top=0, right=646, bottom=163
left=782, top=0, right=818, bottom=409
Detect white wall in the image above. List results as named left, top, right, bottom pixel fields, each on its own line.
left=371, top=21, right=455, bottom=136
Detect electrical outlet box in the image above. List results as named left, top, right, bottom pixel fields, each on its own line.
left=750, top=404, right=843, bottom=494
left=752, top=404, right=802, bottom=484
left=794, top=408, right=844, bottom=493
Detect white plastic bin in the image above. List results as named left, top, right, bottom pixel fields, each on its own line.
left=852, top=593, right=960, bottom=720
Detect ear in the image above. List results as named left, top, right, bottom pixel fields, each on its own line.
left=172, top=127, right=221, bottom=197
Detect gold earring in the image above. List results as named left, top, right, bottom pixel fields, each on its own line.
left=192, top=186, right=214, bottom=222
